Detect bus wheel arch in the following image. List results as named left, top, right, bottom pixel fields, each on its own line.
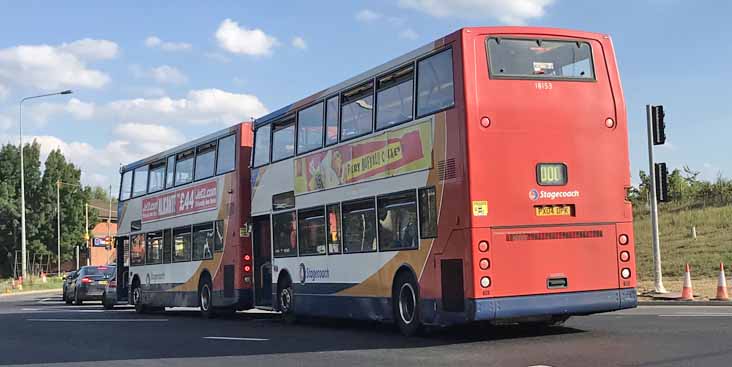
left=198, top=270, right=214, bottom=318
left=392, top=265, right=422, bottom=336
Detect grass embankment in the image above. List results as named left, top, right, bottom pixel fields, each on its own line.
left=634, top=203, right=732, bottom=295
left=0, top=276, right=63, bottom=294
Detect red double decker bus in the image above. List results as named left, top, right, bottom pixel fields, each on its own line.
left=249, top=26, right=636, bottom=335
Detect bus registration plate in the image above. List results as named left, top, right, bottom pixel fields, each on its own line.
left=535, top=205, right=573, bottom=217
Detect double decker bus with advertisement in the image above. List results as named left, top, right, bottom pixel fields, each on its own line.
left=250, top=26, right=637, bottom=335
left=115, top=123, right=255, bottom=316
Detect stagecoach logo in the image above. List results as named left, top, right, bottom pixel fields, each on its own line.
left=298, top=263, right=330, bottom=285
left=529, top=188, right=581, bottom=201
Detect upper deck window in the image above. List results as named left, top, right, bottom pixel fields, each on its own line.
left=216, top=134, right=236, bottom=174
left=165, top=155, right=175, bottom=189
left=253, top=125, right=271, bottom=167
left=132, top=165, right=148, bottom=197
left=194, top=142, right=216, bottom=181
left=417, top=48, right=455, bottom=117
left=325, top=96, right=339, bottom=146
left=297, top=102, right=324, bottom=154
left=376, top=65, right=414, bottom=130
left=120, top=170, right=133, bottom=201
left=487, top=38, right=594, bottom=80
left=340, top=82, right=374, bottom=141
left=272, top=117, right=295, bottom=162
left=175, top=149, right=194, bottom=186
left=148, top=160, right=166, bottom=193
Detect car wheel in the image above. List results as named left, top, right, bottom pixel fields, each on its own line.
left=393, top=271, right=422, bottom=336
left=73, top=289, right=83, bottom=306
left=102, top=293, right=114, bottom=310
left=199, top=277, right=214, bottom=319
left=132, top=283, right=146, bottom=314
left=278, top=277, right=296, bottom=323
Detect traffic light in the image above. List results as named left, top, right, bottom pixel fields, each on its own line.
left=654, top=162, right=669, bottom=202
left=651, top=105, right=666, bottom=145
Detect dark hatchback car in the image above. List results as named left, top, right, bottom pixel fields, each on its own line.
left=65, top=265, right=116, bottom=305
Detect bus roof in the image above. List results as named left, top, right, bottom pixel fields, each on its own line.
left=119, top=122, right=243, bottom=173
left=253, top=26, right=607, bottom=129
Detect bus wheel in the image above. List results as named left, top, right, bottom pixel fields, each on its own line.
left=132, top=283, right=146, bottom=314
left=278, top=278, right=296, bottom=323
left=393, top=272, right=422, bottom=336
left=199, top=277, right=214, bottom=319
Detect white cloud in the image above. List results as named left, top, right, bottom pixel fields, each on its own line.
left=398, top=0, right=554, bottom=24
left=114, top=122, right=186, bottom=156
left=0, top=39, right=115, bottom=91
left=25, top=98, right=95, bottom=125
left=215, top=19, right=279, bottom=56
left=0, top=114, right=11, bottom=131
left=59, top=38, right=119, bottom=60
left=144, top=36, right=192, bottom=52
left=356, top=9, right=383, bottom=22
left=291, top=36, right=307, bottom=50
left=106, top=88, right=268, bottom=125
left=204, top=52, right=232, bottom=63
left=0, top=83, right=8, bottom=100
left=400, top=28, right=420, bottom=40
left=150, top=65, right=188, bottom=85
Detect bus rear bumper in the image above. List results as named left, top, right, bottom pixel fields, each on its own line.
left=468, top=288, right=637, bottom=321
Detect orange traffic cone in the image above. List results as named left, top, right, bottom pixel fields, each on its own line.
left=681, top=263, right=694, bottom=300
left=715, top=262, right=729, bottom=301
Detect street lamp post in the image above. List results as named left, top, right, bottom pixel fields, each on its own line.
left=19, top=90, right=72, bottom=279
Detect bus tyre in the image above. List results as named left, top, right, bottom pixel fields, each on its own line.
left=132, top=283, right=146, bottom=314
left=278, top=278, right=296, bottom=323
left=393, top=272, right=422, bottom=337
left=199, top=277, right=214, bottom=319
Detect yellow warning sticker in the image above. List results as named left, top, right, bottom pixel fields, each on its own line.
left=472, top=201, right=488, bottom=216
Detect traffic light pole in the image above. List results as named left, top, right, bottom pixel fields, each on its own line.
left=646, top=105, right=666, bottom=293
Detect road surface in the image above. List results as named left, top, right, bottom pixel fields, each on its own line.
left=1, top=291, right=731, bottom=366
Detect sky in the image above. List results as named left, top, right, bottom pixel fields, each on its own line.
left=0, top=0, right=729, bottom=195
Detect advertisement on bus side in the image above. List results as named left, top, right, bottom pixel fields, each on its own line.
left=294, top=119, right=433, bottom=194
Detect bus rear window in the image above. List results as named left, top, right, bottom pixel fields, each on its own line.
left=487, top=38, right=594, bottom=80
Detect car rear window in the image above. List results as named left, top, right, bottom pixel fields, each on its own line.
left=85, top=266, right=116, bottom=276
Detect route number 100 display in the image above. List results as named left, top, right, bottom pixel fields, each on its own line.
left=537, top=163, right=567, bottom=186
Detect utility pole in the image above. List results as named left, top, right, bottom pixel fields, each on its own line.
left=57, top=180, right=61, bottom=275
left=647, top=104, right=666, bottom=293
left=85, top=203, right=89, bottom=267
left=107, top=185, right=112, bottom=239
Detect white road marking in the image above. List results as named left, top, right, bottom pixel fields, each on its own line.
left=21, top=308, right=40, bottom=311
left=659, top=314, right=732, bottom=317
left=27, top=318, right=168, bottom=322
left=203, top=336, right=269, bottom=341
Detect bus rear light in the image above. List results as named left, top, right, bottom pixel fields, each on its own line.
left=244, top=265, right=252, bottom=273
left=478, top=241, right=489, bottom=252
left=620, top=251, right=630, bottom=262
left=480, top=276, right=491, bottom=288
left=480, top=116, right=491, bottom=128
left=479, top=258, right=490, bottom=270
left=605, top=118, right=615, bottom=128
left=621, top=268, right=631, bottom=279
left=244, top=254, right=251, bottom=262
left=619, top=234, right=629, bottom=245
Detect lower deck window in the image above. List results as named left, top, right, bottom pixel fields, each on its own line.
left=146, top=231, right=163, bottom=265
left=214, top=220, right=224, bottom=252
left=298, top=207, right=326, bottom=256
left=193, top=223, right=215, bottom=261
left=377, top=191, right=418, bottom=251
left=163, top=229, right=172, bottom=263
left=173, top=227, right=192, bottom=262
left=273, top=211, right=297, bottom=257
left=130, top=234, right=145, bottom=266
left=418, top=186, right=438, bottom=238
left=326, top=204, right=341, bottom=254
left=342, top=198, right=377, bottom=253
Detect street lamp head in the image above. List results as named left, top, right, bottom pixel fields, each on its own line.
left=60, top=90, right=73, bottom=95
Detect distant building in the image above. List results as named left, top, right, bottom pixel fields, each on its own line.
left=87, top=198, right=118, bottom=266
